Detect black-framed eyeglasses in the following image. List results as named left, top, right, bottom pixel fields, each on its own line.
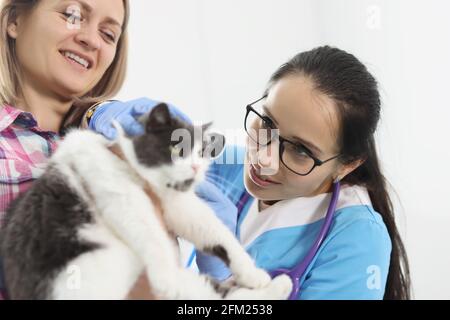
left=244, top=95, right=340, bottom=176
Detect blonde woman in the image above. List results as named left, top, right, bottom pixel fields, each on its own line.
left=0, top=0, right=226, bottom=299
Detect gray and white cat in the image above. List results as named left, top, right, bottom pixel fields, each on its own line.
left=0, top=103, right=292, bottom=300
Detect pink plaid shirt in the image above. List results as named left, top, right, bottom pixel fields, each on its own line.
left=0, top=105, right=61, bottom=223
left=0, top=105, right=61, bottom=299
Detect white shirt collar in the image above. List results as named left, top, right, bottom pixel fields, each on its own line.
left=240, top=184, right=372, bottom=247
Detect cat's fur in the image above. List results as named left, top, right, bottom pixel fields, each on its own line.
left=0, top=104, right=291, bottom=300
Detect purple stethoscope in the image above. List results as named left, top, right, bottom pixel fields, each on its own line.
left=186, top=180, right=341, bottom=300
left=269, top=180, right=341, bottom=300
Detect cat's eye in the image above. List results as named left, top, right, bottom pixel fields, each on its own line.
left=170, top=145, right=187, bottom=158
left=170, top=145, right=181, bottom=157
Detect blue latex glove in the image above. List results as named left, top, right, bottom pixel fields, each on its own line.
left=88, top=97, right=191, bottom=140
left=194, top=180, right=238, bottom=281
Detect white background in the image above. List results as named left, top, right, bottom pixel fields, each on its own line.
left=117, top=0, right=450, bottom=299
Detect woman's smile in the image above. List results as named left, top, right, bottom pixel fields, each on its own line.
left=249, top=164, right=281, bottom=188
left=59, top=49, right=94, bottom=69
left=60, top=50, right=92, bottom=73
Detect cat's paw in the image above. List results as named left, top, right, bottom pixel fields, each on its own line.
left=223, top=274, right=293, bottom=300
left=266, top=274, right=293, bottom=300
left=234, top=267, right=272, bottom=289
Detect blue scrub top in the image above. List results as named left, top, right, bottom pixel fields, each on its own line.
left=203, top=144, right=392, bottom=300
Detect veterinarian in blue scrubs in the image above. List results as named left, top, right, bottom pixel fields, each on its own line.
left=194, top=47, right=411, bottom=300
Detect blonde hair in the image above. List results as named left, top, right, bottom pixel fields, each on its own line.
left=0, top=0, right=130, bottom=129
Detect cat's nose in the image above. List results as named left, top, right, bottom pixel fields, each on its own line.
left=191, top=164, right=200, bottom=174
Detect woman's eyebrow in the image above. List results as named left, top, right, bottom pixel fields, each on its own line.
left=262, top=105, right=278, bottom=124
left=62, top=0, right=123, bottom=28
left=61, top=0, right=92, bottom=13
left=104, top=17, right=123, bottom=29
left=262, top=105, right=323, bottom=155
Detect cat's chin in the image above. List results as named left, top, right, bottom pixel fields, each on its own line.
left=164, top=177, right=197, bottom=192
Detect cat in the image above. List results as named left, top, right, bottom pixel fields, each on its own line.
left=0, top=103, right=292, bottom=300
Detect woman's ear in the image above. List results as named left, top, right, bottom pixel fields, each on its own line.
left=7, top=20, right=19, bottom=39
left=335, top=158, right=366, bottom=181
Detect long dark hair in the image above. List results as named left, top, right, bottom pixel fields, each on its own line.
left=268, top=46, right=411, bottom=299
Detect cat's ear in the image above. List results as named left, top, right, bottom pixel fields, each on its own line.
left=202, top=122, right=213, bottom=132
left=147, top=103, right=172, bottom=131
left=203, top=132, right=226, bottom=159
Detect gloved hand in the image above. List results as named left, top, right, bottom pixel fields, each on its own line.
left=194, top=180, right=238, bottom=281
left=88, top=97, right=191, bottom=140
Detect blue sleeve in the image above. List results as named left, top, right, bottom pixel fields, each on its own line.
left=299, top=218, right=392, bottom=300
left=205, top=144, right=246, bottom=205
left=195, top=144, right=246, bottom=281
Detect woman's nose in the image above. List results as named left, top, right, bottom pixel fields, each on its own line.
left=256, top=143, right=279, bottom=174
left=74, top=26, right=101, bottom=51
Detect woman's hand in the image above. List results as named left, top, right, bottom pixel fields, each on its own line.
left=126, top=272, right=157, bottom=300
left=195, top=180, right=238, bottom=233
left=87, top=97, right=191, bottom=140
